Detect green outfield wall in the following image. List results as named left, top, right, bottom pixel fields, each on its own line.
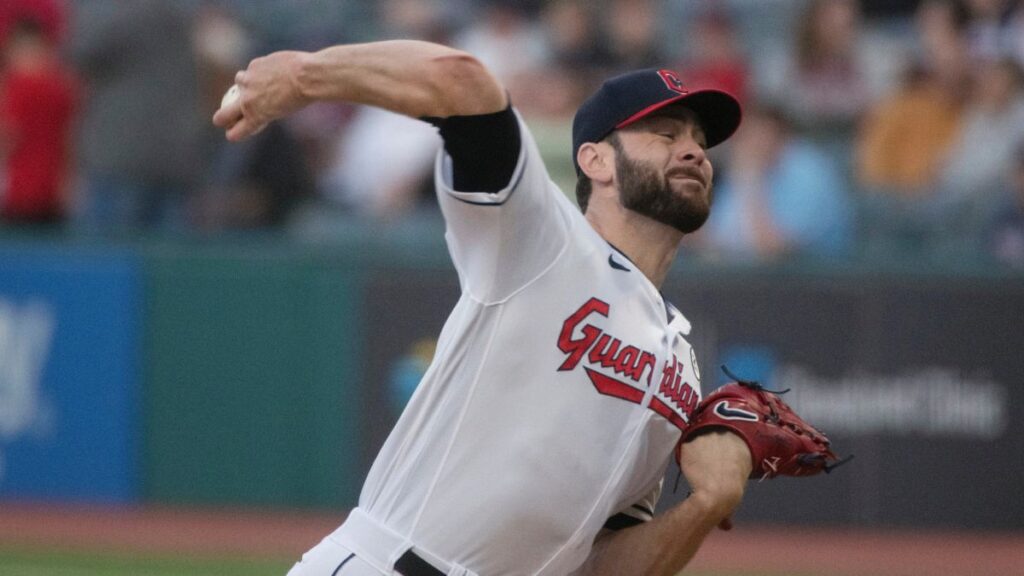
left=143, top=245, right=365, bottom=508
left=1, top=226, right=1022, bottom=529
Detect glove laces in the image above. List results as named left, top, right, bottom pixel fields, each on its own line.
left=720, top=365, right=790, bottom=394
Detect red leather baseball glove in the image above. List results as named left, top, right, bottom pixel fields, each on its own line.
left=681, top=367, right=852, bottom=480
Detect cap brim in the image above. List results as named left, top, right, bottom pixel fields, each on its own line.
left=615, top=89, right=742, bottom=149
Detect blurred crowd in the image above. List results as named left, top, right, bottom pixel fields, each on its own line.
left=2, top=0, right=1024, bottom=269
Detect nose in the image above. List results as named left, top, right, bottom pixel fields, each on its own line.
left=675, top=137, right=707, bottom=165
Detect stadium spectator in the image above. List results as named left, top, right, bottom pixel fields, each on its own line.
left=1007, top=2, right=1024, bottom=66
left=914, top=0, right=974, bottom=90
left=453, top=1, right=546, bottom=98
left=776, top=0, right=872, bottom=136
left=69, top=0, right=206, bottom=234
left=0, top=16, right=78, bottom=225
left=0, top=0, right=65, bottom=48
left=703, top=104, right=854, bottom=261
left=933, top=56, right=1024, bottom=251
left=603, top=0, right=666, bottom=71
left=378, top=0, right=450, bottom=43
left=192, top=6, right=313, bottom=231
left=512, top=0, right=607, bottom=198
left=854, top=0, right=970, bottom=255
left=537, top=0, right=610, bottom=76
left=987, top=144, right=1024, bottom=267
left=312, top=0, right=447, bottom=220
left=856, top=65, right=964, bottom=193
left=675, top=7, right=749, bottom=107
left=317, top=106, right=442, bottom=220
left=963, top=0, right=1022, bottom=62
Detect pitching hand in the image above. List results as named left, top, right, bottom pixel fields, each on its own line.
left=213, top=50, right=311, bottom=141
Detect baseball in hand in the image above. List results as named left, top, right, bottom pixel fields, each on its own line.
left=221, top=84, right=241, bottom=109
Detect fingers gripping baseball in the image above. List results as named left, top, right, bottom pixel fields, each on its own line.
left=213, top=51, right=311, bottom=141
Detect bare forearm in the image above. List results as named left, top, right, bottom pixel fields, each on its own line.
left=576, top=431, right=752, bottom=575
left=575, top=492, right=735, bottom=576
left=216, top=40, right=507, bottom=141
left=297, top=40, right=507, bottom=118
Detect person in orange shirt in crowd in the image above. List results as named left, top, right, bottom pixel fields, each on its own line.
left=0, top=16, right=78, bottom=225
left=854, top=0, right=971, bottom=254
left=856, top=64, right=964, bottom=192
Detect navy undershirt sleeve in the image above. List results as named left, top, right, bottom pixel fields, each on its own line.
left=424, top=104, right=521, bottom=193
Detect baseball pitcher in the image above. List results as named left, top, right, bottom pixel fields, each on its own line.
left=214, top=39, right=843, bottom=576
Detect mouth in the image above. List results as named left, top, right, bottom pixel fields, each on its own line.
left=666, top=167, right=707, bottom=188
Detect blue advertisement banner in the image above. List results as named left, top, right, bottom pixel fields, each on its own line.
left=0, top=246, right=141, bottom=503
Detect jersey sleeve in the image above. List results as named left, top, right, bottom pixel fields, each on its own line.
left=434, top=107, right=573, bottom=304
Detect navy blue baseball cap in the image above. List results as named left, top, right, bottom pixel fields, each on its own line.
left=572, top=68, right=742, bottom=173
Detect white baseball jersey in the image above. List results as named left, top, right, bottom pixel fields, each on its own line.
left=354, top=110, right=703, bottom=575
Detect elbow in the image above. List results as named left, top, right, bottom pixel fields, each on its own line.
left=427, top=52, right=507, bottom=116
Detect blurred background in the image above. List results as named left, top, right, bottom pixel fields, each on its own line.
left=0, top=0, right=1022, bottom=575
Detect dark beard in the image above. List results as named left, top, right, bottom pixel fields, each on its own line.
left=615, top=149, right=712, bottom=234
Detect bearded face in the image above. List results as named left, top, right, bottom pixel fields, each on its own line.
left=610, top=137, right=713, bottom=234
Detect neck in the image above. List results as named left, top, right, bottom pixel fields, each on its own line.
left=586, top=204, right=684, bottom=288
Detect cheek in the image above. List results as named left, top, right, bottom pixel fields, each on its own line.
left=704, top=162, right=714, bottom=183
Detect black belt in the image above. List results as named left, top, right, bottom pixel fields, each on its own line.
left=394, top=549, right=445, bottom=576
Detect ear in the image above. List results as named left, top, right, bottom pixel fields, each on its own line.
left=577, top=141, right=615, bottom=185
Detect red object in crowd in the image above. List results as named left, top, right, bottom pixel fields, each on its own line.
left=0, top=65, right=78, bottom=221
left=684, top=65, right=748, bottom=108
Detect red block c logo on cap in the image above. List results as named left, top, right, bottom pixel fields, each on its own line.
left=658, top=70, right=687, bottom=94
